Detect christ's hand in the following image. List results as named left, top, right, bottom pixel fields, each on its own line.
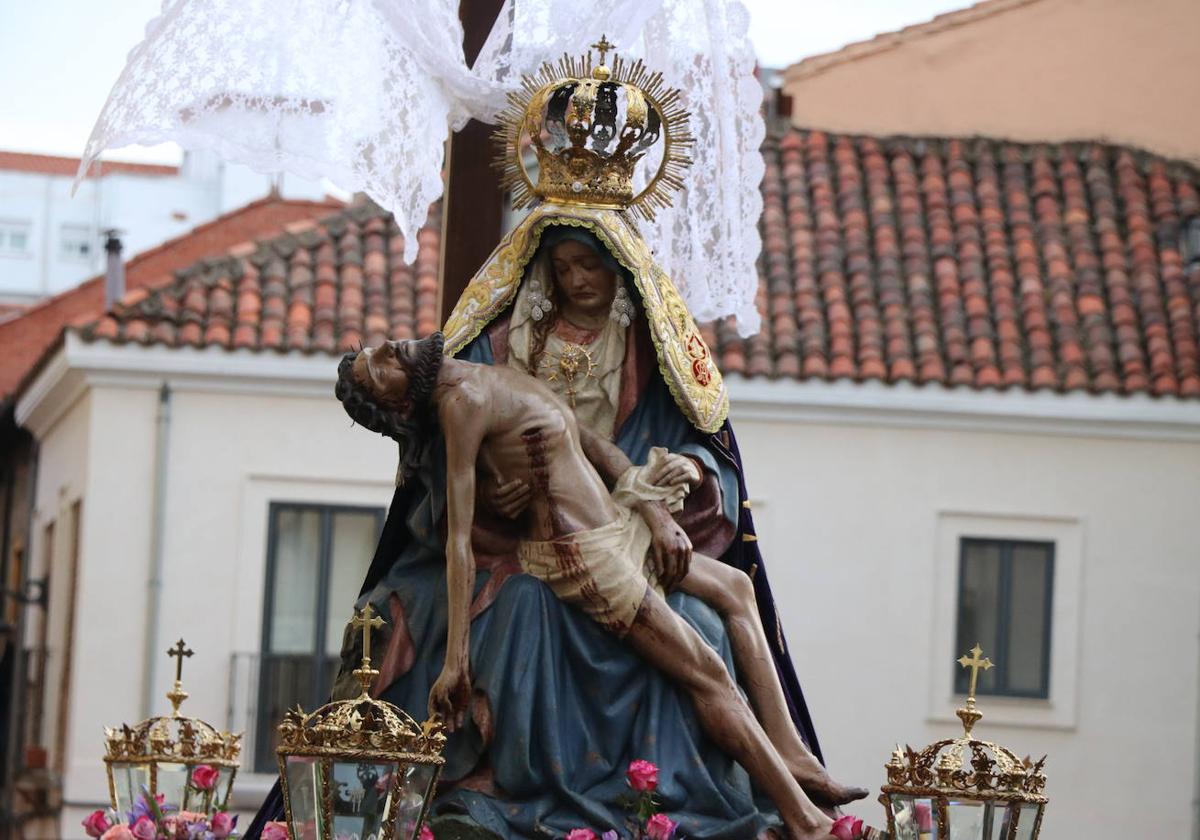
left=429, top=661, right=473, bottom=732
left=645, top=505, right=692, bottom=591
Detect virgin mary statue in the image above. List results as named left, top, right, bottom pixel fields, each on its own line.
left=249, top=46, right=860, bottom=840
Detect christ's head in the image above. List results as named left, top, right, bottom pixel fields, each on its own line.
left=335, top=332, right=445, bottom=482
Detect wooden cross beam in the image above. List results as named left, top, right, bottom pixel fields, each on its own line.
left=438, top=0, right=507, bottom=327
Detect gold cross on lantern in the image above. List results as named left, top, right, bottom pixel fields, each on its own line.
left=165, top=638, right=194, bottom=716
left=591, top=35, right=615, bottom=65
left=957, top=643, right=994, bottom=702
left=351, top=604, right=385, bottom=694
left=955, top=643, right=994, bottom=737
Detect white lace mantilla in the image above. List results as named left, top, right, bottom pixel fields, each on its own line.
left=80, top=0, right=763, bottom=335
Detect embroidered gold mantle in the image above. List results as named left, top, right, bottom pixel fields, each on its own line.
left=442, top=203, right=728, bottom=434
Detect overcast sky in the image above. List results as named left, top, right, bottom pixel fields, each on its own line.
left=0, top=0, right=966, bottom=164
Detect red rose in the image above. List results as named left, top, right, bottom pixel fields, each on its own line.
left=82, top=810, right=111, bottom=838
left=130, top=816, right=157, bottom=840
left=191, top=764, right=220, bottom=790
left=565, top=830, right=597, bottom=840
left=419, top=824, right=435, bottom=840
left=830, top=815, right=863, bottom=840
left=645, top=813, right=676, bottom=840
left=262, top=822, right=290, bottom=840
left=210, top=811, right=236, bottom=838
left=626, top=759, right=659, bottom=792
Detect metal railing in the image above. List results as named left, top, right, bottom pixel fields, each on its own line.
left=228, top=652, right=340, bottom=775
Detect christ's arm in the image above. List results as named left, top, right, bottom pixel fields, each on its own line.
left=576, top=422, right=693, bottom=590
left=428, top=385, right=487, bottom=731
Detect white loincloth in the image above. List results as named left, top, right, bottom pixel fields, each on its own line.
left=517, top=448, right=686, bottom=636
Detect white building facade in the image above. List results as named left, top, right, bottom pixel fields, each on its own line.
left=0, top=152, right=330, bottom=305
left=13, top=333, right=1200, bottom=839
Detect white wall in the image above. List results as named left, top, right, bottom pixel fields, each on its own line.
left=731, top=403, right=1200, bottom=839
left=20, top=341, right=1200, bottom=839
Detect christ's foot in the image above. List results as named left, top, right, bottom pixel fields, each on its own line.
left=787, top=757, right=870, bottom=808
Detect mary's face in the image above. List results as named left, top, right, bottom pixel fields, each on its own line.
left=549, top=239, right=618, bottom=320
left=353, top=340, right=413, bottom=407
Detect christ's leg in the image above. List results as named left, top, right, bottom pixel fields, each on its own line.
left=624, top=588, right=833, bottom=840
left=679, top=556, right=868, bottom=808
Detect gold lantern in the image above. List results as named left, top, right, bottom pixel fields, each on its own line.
left=276, top=605, right=446, bottom=840
left=880, top=645, right=1048, bottom=840
left=104, top=640, right=242, bottom=816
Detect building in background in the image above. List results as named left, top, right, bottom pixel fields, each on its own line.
left=0, top=150, right=336, bottom=307
left=0, top=192, right=344, bottom=840
left=4, top=1, right=1200, bottom=838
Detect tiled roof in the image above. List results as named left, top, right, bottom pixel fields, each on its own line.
left=69, top=130, right=1200, bottom=400
left=0, top=151, right=179, bottom=178
left=83, top=201, right=442, bottom=355
left=707, top=130, right=1200, bottom=397
left=0, top=195, right=344, bottom=398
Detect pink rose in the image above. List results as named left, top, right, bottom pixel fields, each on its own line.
left=565, top=831, right=597, bottom=840
left=419, top=824, right=435, bottom=840
left=100, top=826, right=136, bottom=840
left=130, top=816, right=157, bottom=840
left=191, top=764, right=220, bottom=790
left=211, top=811, right=236, bottom=838
left=913, top=801, right=932, bottom=832
left=645, top=813, right=676, bottom=840
left=831, top=815, right=863, bottom=839
left=262, top=822, right=291, bottom=840
left=626, top=759, right=659, bottom=792
left=82, top=810, right=112, bottom=838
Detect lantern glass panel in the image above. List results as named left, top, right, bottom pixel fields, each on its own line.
left=330, top=761, right=397, bottom=840
left=285, top=756, right=322, bottom=840
left=157, top=762, right=190, bottom=812
left=215, top=765, right=237, bottom=811
left=947, top=798, right=993, bottom=839
left=110, top=761, right=151, bottom=815
left=890, top=795, right=937, bottom=839
left=1013, top=804, right=1041, bottom=840
left=391, top=763, right=438, bottom=840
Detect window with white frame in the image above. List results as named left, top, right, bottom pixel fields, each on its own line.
left=954, top=537, right=1054, bottom=699
left=59, top=224, right=93, bottom=261
left=931, top=513, right=1081, bottom=730
left=0, top=221, right=32, bottom=257
left=254, top=503, right=383, bottom=772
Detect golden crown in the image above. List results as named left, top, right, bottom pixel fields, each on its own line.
left=496, top=36, right=694, bottom=219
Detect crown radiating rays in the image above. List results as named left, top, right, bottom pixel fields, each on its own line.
left=494, top=42, right=694, bottom=221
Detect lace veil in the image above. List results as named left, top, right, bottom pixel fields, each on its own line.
left=80, top=0, right=763, bottom=335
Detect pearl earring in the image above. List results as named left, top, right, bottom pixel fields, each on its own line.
left=524, top=278, right=553, bottom=321
left=610, top=284, right=635, bottom=327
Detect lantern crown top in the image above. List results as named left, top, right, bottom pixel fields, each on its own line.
left=276, top=605, right=446, bottom=763
left=881, top=644, right=1048, bottom=804
left=103, top=640, right=242, bottom=768
left=495, top=36, right=694, bottom=220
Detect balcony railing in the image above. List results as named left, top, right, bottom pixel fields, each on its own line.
left=228, top=652, right=340, bottom=775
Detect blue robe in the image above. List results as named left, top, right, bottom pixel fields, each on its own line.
left=246, top=332, right=821, bottom=840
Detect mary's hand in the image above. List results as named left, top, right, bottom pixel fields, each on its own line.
left=481, top=476, right=532, bottom=519
left=647, top=453, right=702, bottom=491
left=428, top=660, right=472, bottom=732
left=646, top=507, right=692, bottom=591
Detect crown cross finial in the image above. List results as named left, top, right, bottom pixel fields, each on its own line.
left=165, top=638, right=194, bottom=717
left=351, top=604, right=386, bottom=694
left=167, top=638, right=194, bottom=682
left=955, top=643, right=994, bottom=737
left=590, top=35, right=615, bottom=66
